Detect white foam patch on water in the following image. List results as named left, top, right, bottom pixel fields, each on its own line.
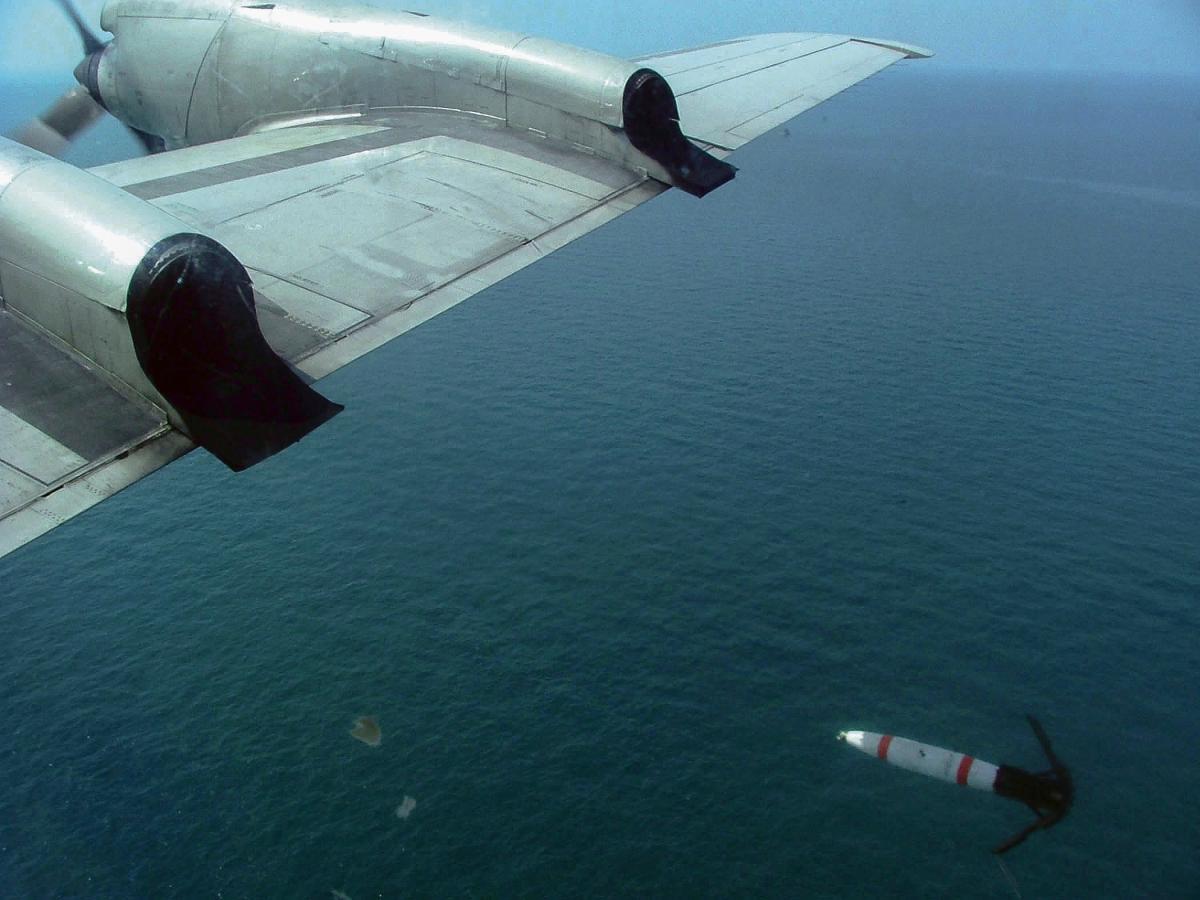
left=973, top=165, right=1200, bottom=209
left=396, top=795, right=417, bottom=819
left=1032, top=174, right=1200, bottom=209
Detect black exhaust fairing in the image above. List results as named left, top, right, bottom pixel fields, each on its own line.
left=622, top=68, right=736, bottom=197
left=127, top=233, right=342, bottom=470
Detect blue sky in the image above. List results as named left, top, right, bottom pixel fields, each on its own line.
left=2, top=0, right=1198, bottom=77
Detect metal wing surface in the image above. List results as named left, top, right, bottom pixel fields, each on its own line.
left=0, top=313, right=192, bottom=557
left=639, top=33, right=931, bottom=152
left=89, top=114, right=668, bottom=383
left=2, top=32, right=927, bottom=558
left=1, top=114, right=663, bottom=556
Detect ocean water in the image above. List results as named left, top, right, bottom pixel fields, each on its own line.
left=1, top=67, right=1198, bottom=898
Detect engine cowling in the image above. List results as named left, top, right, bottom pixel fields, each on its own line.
left=0, top=137, right=340, bottom=469
left=78, top=0, right=234, bottom=145
left=80, top=0, right=733, bottom=194
left=502, top=38, right=735, bottom=196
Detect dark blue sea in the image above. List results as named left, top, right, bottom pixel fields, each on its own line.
left=2, top=67, right=1198, bottom=898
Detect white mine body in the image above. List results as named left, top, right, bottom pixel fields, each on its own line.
left=840, top=730, right=999, bottom=792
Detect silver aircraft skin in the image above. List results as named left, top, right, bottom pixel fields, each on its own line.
left=0, top=0, right=930, bottom=558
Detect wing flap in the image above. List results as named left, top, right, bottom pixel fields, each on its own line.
left=0, top=426, right=192, bottom=559
left=0, top=406, right=87, bottom=485
left=0, top=308, right=189, bottom=557
left=91, top=113, right=663, bottom=382
left=299, top=177, right=665, bottom=380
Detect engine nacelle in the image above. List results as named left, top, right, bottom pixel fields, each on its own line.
left=81, top=0, right=732, bottom=194
left=0, top=137, right=340, bottom=469
left=83, top=0, right=235, bottom=144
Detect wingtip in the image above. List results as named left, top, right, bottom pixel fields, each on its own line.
left=855, top=38, right=934, bottom=60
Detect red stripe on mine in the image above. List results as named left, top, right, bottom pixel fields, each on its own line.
left=877, top=734, right=893, bottom=760
left=956, top=755, right=974, bottom=785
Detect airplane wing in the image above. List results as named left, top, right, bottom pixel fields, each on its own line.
left=639, top=33, right=931, bottom=152
left=1, top=32, right=927, bottom=559
left=89, top=116, right=670, bottom=385
left=0, top=310, right=193, bottom=557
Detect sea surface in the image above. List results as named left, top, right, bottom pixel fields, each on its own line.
left=1, top=67, right=1198, bottom=899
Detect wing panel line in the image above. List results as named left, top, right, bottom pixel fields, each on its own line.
left=674, top=38, right=853, bottom=97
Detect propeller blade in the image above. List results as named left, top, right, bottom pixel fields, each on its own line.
left=54, top=1, right=167, bottom=156
left=7, top=85, right=105, bottom=158
left=52, top=0, right=106, bottom=55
